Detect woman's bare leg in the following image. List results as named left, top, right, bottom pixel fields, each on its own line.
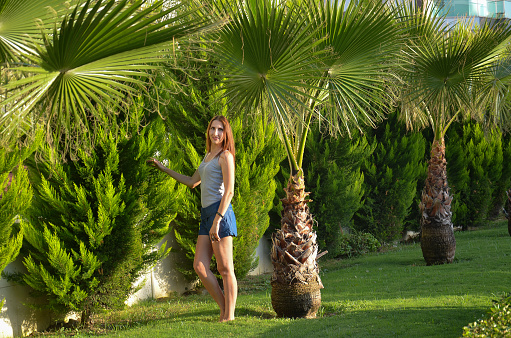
left=212, top=236, right=237, bottom=322
left=194, top=235, right=225, bottom=320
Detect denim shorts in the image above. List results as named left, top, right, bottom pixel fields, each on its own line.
left=199, top=200, right=237, bottom=238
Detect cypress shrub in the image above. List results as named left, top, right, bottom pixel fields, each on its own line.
left=445, top=123, right=471, bottom=228
left=466, top=124, right=493, bottom=227
left=155, top=65, right=284, bottom=280
left=230, top=116, right=284, bottom=277
left=21, top=109, right=184, bottom=324
left=501, top=134, right=511, bottom=215
left=0, top=136, right=41, bottom=307
left=446, top=122, right=500, bottom=228
left=155, top=66, right=215, bottom=281
left=267, top=161, right=286, bottom=235
left=484, top=128, right=503, bottom=219
left=354, top=113, right=427, bottom=243
left=302, top=127, right=372, bottom=258
left=403, top=128, right=432, bottom=233
left=488, top=130, right=510, bottom=219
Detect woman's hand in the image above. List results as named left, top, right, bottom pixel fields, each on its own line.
left=146, top=157, right=201, bottom=189
left=209, top=218, right=221, bottom=242
left=147, top=157, right=162, bottom=170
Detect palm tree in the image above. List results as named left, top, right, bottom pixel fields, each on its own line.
left=205, top=0, right=399, bottom=317
left=397, top=4, right=511, bottom=265
left=0, top=0, right=207, bottom=153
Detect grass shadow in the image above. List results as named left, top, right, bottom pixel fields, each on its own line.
left=235, top=306, right=276, bottom=320
left=257, top=306, right=485, bottom=338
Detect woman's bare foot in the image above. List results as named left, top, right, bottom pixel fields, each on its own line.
left=220, top=317, right=235, bottom=323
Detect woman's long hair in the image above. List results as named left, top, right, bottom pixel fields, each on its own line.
left=206, top=115, right=235, bottom=162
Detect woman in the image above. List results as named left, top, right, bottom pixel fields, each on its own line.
left=147, top=116, right=237, bottom=322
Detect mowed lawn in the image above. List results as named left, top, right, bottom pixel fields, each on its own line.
left=46, top=221, right=510, bottom=338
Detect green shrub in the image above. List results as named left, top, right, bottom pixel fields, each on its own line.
left=489, top=132, right=511, bottom=219
left=445, top=123, right=471, bottom=228
left=485, top=128, right=504, bottom=219
left=302, top=126, right=372, bottom=258
left=465, top=125, right=495, bottom=227
left=333, top=231, right=381, bottom=259
left=22, top=110, right=183, bottom=324
left=267, top=161, right=286, bottom=235
left=463, top=293, right=511, bottom=337
left=0, top=135, right=41, bottom=307
left=354, top=112, right=426, bottom=242
left=447, top=122, right=502, bottom=229
left=403, top=128, right=432, bottom=233
left=231, top=116, right=284, bottom=277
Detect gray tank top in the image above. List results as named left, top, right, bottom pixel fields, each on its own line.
left=198, top=154, right=225, bottom=208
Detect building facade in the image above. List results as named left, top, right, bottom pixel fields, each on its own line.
left=437, top=0, right=511, bottom=22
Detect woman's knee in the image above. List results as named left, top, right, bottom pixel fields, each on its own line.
left=194, top=260, right=209, bottom=277
left=216, top=263, right=234, bottom=278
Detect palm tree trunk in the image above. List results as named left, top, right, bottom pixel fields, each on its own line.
left=270, top=172, right=323, bottom=318
left=420, top=138, right=456, bottom=265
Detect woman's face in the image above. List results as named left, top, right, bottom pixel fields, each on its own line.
left=209, top=120, right=225, bottom=146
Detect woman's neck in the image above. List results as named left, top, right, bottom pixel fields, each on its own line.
left=210, top=144, right=222, bottom=154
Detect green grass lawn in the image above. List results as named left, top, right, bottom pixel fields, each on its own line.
left=42, top=221, right=510, bottom=337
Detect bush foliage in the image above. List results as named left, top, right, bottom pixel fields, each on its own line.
left=354, top=113, right=426, bottom=242
left=489, top=132, right=511, bottom=219
left=447, top=122, right=505, bottom=229
left=463, top=293, right=511, bottom=337
left=0, top=135, right=42, bottom=308
left=22, top=109, right=183, bottom=323
left=333, top=231, right=381, bottom=259
left=302, top=126, right=372, bottom=258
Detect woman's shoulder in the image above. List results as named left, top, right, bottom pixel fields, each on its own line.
left=219, top=150, right=234, bottom=163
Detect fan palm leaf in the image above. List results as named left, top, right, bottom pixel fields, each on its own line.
left=0, top=0, right=207, bottom=150
left=306, top=0, right=399, bottom=145
left=213, top=1, right=322, bottom=124
left=477, top=57, right=511, bottom=130
left=0, top=0, right=68, bottom=65
left=209, top=0, right=324, bottom=171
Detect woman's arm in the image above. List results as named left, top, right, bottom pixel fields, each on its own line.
left=147, top=158, right=201, bottom=189
left=209, top=151, right=235, bottom=241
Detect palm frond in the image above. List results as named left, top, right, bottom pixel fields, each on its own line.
left=392, top=0, right=446, bottom=41
left=0, top=0, right=208, bottom=149
left=0, top=0, right=69, bottom=64
left=474, top=57, right=511, bottom=131
left=308, top=0, right=400, bottom=137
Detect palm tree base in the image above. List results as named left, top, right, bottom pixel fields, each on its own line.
left=271, top=280, right=322, bottom=318
left=420, top=138, right=456, bottom=265
left=420, top=225, right=456, bottom=265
